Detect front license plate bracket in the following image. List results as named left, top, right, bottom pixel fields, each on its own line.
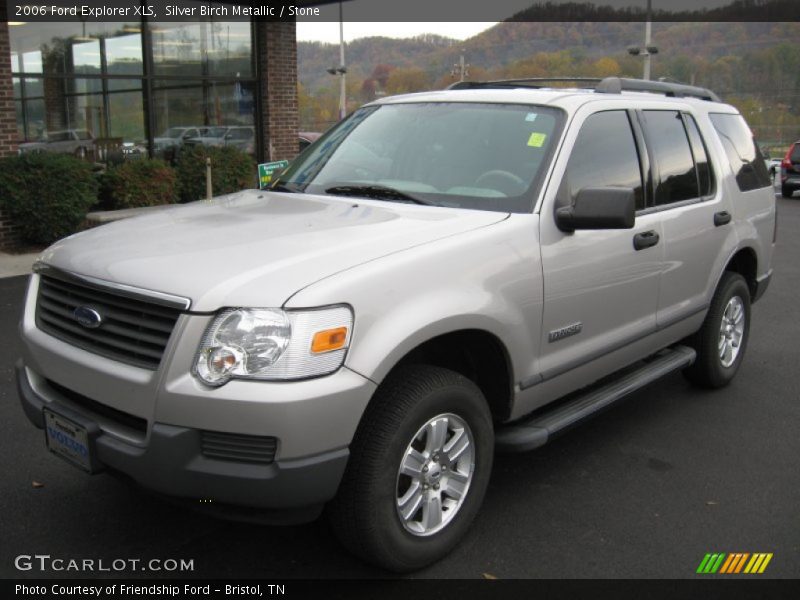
left=43, top=405, right=103, bottom=474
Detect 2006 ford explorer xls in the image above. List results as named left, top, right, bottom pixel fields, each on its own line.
left=16, top=77, right=775, bottom=571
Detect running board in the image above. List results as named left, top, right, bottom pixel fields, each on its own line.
left=496, top=345, right=696, bottom=453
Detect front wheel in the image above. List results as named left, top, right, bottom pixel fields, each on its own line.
left=327, top=365, right=494, bottom=572
left=683, top=272, right=751, bottom=388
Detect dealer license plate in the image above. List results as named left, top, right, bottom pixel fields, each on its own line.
left=44, top=408, right=93, bottom=472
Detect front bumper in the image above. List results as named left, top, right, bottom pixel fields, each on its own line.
left=17, top=360, right=353, bottom=524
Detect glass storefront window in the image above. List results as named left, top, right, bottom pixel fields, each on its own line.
left=108, top=89, right=146, bottom=152
left=153, top=79, right=255, bottom=161
left=14, top=100, right=25, bottom=141
left=207, top=21, right=253, bottom=76
left=151, top=19, right=252, bottom=78
left=105, top=33, right=144, bottom=76
left=10, top=22, right=143, bottom=77
left=72, top=40, right=102, bottom=75
left=22, top=50, right=42, bottom=74
left=10, top=14, right=255, bottom=161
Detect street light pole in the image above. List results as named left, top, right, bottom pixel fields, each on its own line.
left=338, top=2, right=346, bottom=120
left=627, top=0, right=658, bottom=81
left=643, top=0, right=652, bottom=80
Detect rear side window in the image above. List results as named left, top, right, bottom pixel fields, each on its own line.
left=683, top=114, right=714, bottom=197
left=641, top=110, right=699, bottom=205
left=562, top=110, right=644, bottom=210
left=709, top=113, right=772, bottom=192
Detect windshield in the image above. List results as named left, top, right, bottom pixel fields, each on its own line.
left=276, top=102, right=565, bottom=212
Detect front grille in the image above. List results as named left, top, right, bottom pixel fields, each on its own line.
left=46, top=379, right=148, bottom=434
left=200, top=431, right=278, bottom=464
left=35, top=273, right=182, bottom=370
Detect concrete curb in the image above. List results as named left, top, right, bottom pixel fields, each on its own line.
left=0, top=251, right=40, bottom=279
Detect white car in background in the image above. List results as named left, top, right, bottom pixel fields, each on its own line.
left=18, top=129, right=94, bottom=158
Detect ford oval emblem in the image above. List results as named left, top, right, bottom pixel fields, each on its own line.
left=73, top=306, right=103, bottom=329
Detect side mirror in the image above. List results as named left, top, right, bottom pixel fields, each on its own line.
left=555, top=187, right=635, bottom=232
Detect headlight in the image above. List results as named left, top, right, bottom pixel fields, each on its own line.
left=194, top=306, right=353, bottom=386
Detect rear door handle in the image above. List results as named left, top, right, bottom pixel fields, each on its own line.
left=633, top=230, right=660, bottom=251
left=714, top=211, right=732, bottom=226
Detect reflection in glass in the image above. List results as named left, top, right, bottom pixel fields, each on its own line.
left=565, top=110, right=644, bottom=210
left=72, top=40, right=101, bottom=74
left=642, top=111, right=699, bottom=205
left=151, top=20, right=252, bottom=78
left=152, top=23, right=205, bottom=77
left=105, top=33, right=144, bottom=76
left=108, top=90, right=145, bottom=146
left=22, top=50, right=42, bottom=73
left=9, top=17, right=255, bottom=160
left=10, top=22, right=143, bottom=77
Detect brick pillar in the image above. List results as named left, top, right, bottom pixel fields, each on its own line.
left=256, top=21, right=299, bottom=163
left=0, top=13, right=21, bottom=250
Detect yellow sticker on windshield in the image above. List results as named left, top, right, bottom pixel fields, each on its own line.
left=527, top=132, right=547, bottom=147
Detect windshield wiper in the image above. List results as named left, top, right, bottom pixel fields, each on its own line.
left=324, top=184, right=437, bottom=206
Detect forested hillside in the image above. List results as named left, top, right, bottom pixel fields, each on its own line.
left=298, top=20, right=800, bottom=149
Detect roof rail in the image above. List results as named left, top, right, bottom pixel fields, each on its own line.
left=596, top=77, right=721, bottom=102
left=447, top=76, right=721, bottom=102
left=448, top=77, right=602, bottom=90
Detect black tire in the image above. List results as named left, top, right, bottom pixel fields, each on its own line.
left=782, top=184, right=795, bottom=199
left=683, top=272, right=751, bottom=388
left=327, top=365, right=494, bottom=572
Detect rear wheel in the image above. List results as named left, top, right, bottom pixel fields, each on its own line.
left=782, top=184, right=795, bottom=198
left=327, top=365, right=494, bottom=572
left=683, top=272, right=751, bottom=388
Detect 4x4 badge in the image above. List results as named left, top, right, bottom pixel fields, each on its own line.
left=73, top=306, right=103, bottom=329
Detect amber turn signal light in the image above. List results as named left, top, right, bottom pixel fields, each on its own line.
left=311, top=327, right=348, bottom=353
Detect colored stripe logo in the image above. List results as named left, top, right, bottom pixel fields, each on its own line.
left=697, top=553, right=773, bottom=574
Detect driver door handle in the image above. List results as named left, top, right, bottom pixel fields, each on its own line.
left=633, top=230, right=660, bottom=251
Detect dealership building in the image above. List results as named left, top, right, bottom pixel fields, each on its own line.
left=0, top=3, right=304, bottom=249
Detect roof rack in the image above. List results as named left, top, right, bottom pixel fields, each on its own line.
left=448, top=77, right=602, bottom=90
left=447, top=76, right=721, bottom=102
left=595, top=77, right=721, bottom=102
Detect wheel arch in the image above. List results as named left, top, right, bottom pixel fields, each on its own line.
left=365, top=328, right=515, bottom=424
left=722, top=246, right=758, bottom=301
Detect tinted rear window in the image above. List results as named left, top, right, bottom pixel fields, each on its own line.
left=642, top=110, right=699, bottom=205
left=791, top=144, right=800, bottom=162
left=709, top=113, right=772, bottom=192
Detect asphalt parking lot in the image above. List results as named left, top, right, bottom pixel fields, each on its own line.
left=1, top=193, right=798, bottom=580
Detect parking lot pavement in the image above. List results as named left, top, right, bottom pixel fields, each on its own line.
left=1, top=195, right=799, bottom=580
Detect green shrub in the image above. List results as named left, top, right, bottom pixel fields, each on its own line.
left=0, top=153, right=98, bottom=245
left=175, top=145, right=256, bottom=203
left=101, top=159, right=178, bottom=209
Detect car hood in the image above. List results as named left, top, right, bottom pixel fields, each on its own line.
left=40, top=190, right=508, bottom=311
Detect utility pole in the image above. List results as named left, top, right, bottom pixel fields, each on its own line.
left=451, top=51, right=469, bottom=82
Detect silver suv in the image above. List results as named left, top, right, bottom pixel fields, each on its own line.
left=16, top=77, right=776, bottom=572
